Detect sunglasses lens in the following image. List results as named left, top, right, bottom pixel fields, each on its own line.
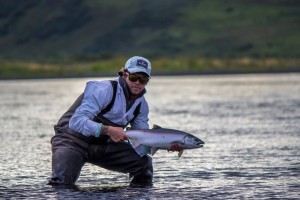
left=129, top=74, right=139, bottom=82
left=139, top=77, right=149, bottom=85
left=128, top=74, right=149, bottom=85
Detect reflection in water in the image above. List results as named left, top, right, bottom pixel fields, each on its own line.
left=0, top=74, right=300, bottom=199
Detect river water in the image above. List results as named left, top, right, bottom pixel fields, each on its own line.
left=0, top=73, right=299, bottom=199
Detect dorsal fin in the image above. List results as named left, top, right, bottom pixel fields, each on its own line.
left=152, top=124, right=162, bottom=129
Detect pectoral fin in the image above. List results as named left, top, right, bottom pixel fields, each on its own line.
left=178, top=150, right=184, bottom=157
left=128, top=139, right=140, bottom=149
left=151, top=147, right=159, bottom=156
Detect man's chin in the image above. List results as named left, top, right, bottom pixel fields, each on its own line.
left=130, top=89, right=142, bottom=96
left=132, top=91, right=141, bottom=95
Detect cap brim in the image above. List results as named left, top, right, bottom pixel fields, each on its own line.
left=127, top=67, right=151, bottom=78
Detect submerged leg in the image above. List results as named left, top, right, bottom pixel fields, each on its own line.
left=49, top=133, right=87, bottom=185
left=88, top=142, right=153, bottom=187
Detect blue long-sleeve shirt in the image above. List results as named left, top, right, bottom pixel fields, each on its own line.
left=69, top=79, right=149, bottom=137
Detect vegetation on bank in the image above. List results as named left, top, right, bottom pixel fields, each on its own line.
left=1, top=57, right=299, bottom=79
left=0, top=1, right=299, bottom=61
left=0, top=1, right=299, bottom=79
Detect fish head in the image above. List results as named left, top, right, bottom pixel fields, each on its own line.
left=183, top=135, right=205, bottom=149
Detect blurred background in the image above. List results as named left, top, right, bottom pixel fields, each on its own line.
left=0, top=0, right=299, bottom=79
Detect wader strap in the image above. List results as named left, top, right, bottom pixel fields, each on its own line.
left=93, top=80, right=118, bottom=125
left=132, top=102, right=141, bottom=121
left=93, top=81, right=141, bottom=127
left=99, top=80, right=118, bottom=115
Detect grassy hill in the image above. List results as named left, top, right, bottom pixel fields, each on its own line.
left=0, top=0, right=299, bottom=78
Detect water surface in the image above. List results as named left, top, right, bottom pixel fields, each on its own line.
left=0, top=74, right=299, bottom=199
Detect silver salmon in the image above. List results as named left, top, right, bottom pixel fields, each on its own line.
left=126, top=124, right=204, bottom=157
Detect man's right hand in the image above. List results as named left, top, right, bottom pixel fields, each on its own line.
left=106, top=126, right=128, bottom=143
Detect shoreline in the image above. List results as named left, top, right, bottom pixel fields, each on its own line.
left=1, top=68, right=300, bottom=81
left=1, top=57, right=300, bottom=80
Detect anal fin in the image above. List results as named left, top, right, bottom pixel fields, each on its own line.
left=151, top=147, right=159, bottom=156
left=178, top=150, right=184, bottom=157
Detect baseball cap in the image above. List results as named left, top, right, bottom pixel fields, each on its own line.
left=124, top=56, right=151, bottom=77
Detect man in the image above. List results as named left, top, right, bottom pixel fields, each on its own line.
left=49, top=56, right=153, bottom=187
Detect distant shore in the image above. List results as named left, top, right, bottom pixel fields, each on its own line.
left=1, top=57, right=300, bottom=80
left=1, top=69, right=300, bottom=81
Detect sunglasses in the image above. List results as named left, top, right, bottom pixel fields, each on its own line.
left=126, top=73, right=149, bottom=85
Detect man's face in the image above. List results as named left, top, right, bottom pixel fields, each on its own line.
left=124, top=72, right=149, bottom=95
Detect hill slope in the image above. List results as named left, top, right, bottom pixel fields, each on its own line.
left=0, top=0, right=299, bottom=62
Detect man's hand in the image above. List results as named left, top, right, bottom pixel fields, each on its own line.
left=106, top=126, right=128, bottom=143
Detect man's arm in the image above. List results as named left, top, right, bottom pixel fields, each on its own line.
left=69, top=81, right=112, bottom=137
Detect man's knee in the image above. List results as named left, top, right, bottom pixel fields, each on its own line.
left=50, top=148, right=85, bottom=185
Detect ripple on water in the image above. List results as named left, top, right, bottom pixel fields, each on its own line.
left=1, top=74, right=300, bottom=199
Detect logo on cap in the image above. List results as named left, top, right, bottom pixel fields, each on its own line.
left=137, top=59, right=148, bottom=69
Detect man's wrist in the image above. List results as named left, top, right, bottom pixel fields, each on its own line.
left=101, top=125, right=109, bottom=135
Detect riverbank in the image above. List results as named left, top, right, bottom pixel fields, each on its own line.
left=1, top=57, right=300, bottom=79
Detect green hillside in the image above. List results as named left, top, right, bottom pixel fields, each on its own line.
left=1, top=0, right=299, bottom=60
left=0, top=0, right=299, bottom=78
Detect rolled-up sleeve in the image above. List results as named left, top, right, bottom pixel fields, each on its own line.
left=69, top=81, right=113, bottom=137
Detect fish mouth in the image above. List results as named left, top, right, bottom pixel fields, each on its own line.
left=197, top=142, right=204, bottom=147
left=196, top=140, right=205, bottom=147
